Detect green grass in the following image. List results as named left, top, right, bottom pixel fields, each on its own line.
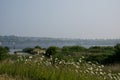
left=0, top=55, right=120, bottom=80
left=0, top=63, right=104, bottom=80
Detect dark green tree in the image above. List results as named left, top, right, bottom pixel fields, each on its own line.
left=0, top=46, right=9, bottom=60
left=114, top=43, right=120, bottom=54
left=45, top=46, right=58, bottom=57
left=4, top=46, right=10, bottom=52
left=22, top=47, right=33, bottom=54
left=34, top=45, right=42, bottom=49
left=104, top=43, right=120, bottom=64
left=113, top=43, right=120, bottom=62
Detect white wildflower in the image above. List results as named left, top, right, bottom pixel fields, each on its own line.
left=29, top=56, right=33, bottom=59
left=75, top=69, right=78, bottom=73
left=79, top=59, right=82, bottom=63
left=101, top=65, right=104, bottom=68
left=118, top=73, right=120, bottom=76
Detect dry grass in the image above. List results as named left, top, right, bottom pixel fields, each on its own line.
left=0, top=75, right=16, bottom=80
left=0, top=74, right=28, bottom=80
left=104, top=64, right=120, bottom=73
left=0, top=55, right=120, bottom=80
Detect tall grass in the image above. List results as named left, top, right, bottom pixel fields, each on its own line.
left=0, top=55, right=120, bottom=80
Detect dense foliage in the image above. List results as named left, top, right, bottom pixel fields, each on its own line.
left=34, top=45, right=42, bottom=49
left=62, top=46, right=87, bottom=53
left=114, top=43, right=120, bottom=55
left=88, top=46, right=114, bottom=53
left=0, top=55, right=120, bottom=80
left=0, top=46, right=9, bottom=60
left=22, top=47, right=33, bottom=54
left=1, top=44, right=120, bottom=79
left=45, top=46, right=59, bottom=57
left=22, top=43, right=120, bottom=64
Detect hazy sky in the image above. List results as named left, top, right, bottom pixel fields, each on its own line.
left=0, top=0, right=120, bottom=39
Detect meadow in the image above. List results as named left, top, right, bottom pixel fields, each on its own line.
left=0, top=44, right=120, bottom=80
left=0, top=55, right=120, bottom=80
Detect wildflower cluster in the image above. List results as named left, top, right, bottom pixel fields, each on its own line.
left=13, top=55, right=120, bottom=80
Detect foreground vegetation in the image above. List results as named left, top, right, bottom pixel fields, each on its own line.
left=0, top=43, right=120, bottom=80
left=0, top=55, right=120, bottom=80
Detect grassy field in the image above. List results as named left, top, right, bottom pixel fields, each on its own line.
left=0, top=45, right=120, bottom=80
left=0, top=55, right=120, bottom=80
left=0, top=74, right=28, bottom=80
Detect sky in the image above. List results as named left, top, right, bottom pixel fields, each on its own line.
left=0, top=0, right=120, bottom=39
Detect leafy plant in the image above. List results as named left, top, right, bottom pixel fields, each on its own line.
left=22, top=47, right=33, bottom=54
left=0, top=46, right=9, bottom=60
left=45, top=46, right=58, bottom=57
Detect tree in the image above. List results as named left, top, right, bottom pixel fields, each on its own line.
left=34, top=45, right=42, bottom=49
left=105, top=43, right=120, bottom=63
left=4, top=46, right=10, bottom=52
left=45, top=46, right=58, bottom=57
left=113, top=44, right=120, bottom=62
left=22, top=47, right=33, bottom=54
left=114, top=43, right=120, bottom=55
left=0, top=46, right=9, bottom=60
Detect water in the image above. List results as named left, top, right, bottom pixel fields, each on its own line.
left=1, top=38, right=119, bottom=54
left=9, top=49, right=22, bottom=54
left=1, top=36, right=119, bottom=54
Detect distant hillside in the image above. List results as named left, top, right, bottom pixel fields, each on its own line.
left=0, top=35, right=120, bottom=49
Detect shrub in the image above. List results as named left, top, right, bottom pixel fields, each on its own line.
left=110, top=43, right=120, bottom=63
left=98, top=44, right=120, bottom=64
left=114, top=43, right=120, bottom=55
left=0, top=46, right=9, bottom=60
left=88, top=46, right=114, bottom=54
left=45, top=46, right=58, bottom=57
left=34, top=45, right=42, bottom=49
left=4, top=46, right=10, bottom=52
left=85, top=54, right=110, bottom=64
left=62, top=46, right=87, bottom=55
left=22, top=47, right=33, bottom=54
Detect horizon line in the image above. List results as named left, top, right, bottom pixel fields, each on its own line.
left=0, top=35, right=120, bottom=40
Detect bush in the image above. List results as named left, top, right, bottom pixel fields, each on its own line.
left=97, top=44, right=120, bottom=64
left=4, top=46, right=10, bottom=52
left=88, top=46, right=114, bottom=54
left=0, top=46, right=9, bottom=60
left=62, top=46, right=87, bottom=55
left=34, top=45, right=42, bottom=49
left=85, top=54, right=110, bottom=64
left=45, top=46, right=58, bottom=57
left=110, top=43, right=120, bottom=63
left=114, top=43, right=120, bottom=54
left=22, top=47, right=33, bottom=54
